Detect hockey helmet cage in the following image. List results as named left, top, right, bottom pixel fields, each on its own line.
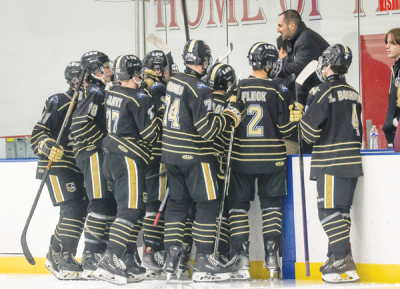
left=316, top=44, right=352, bottom=82
left=207, top=63, right=237, bottom=91
left=65, top=61, right=82, bottom=85
left=81, top=51, right=110, bottom=74
left=248, top=42, right=282, bottom=78
left=113, top=54, right=142, bottom=81
left=142, top=50, right=168, bottom=74
left=183, top=40, right=212, bottom=70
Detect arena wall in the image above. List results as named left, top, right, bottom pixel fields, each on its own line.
left=1, top=152, right=399, bottom=282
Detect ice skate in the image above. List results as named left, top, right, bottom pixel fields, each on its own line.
left=81, top=251, right=102, bottom=280
left=142, top=248, right=165, bottom=280
left=57, top=252, right=83, bottom=280
left=163, top=245, right=182, bottom=282
left=93, top=250, right=128, bottom=285
left=225, top=241, right=251, bottom=281
left=320, top=254, right=335, bottom=273
left=45, top=245, right=61, bottom=279
left=192, top=253, right=231, bottom=282
left=123, top=253, right=146, bottom=283
left=176, top=245, right=191, bottom=280
left=322, top=251, right=359, bottom=283
left=264, top=240, right=279, bottom=280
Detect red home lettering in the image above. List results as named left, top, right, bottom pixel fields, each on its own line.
left=353, top=0, right=366, bottom=17
left=181, top=0, right=205, bottom=29
left=241, top=0, right=266, bottom=24
left=207, top=0, right=238, bottom=27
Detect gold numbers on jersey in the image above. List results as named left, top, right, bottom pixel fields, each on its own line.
left=88, top=102, right=98, bottom=117
left=351, top=103, right=360, bottom=136
left=247, top=104, right=264, bottom=137
left=163, top=94, right=180, bottom=129
left=106, top=108, right=120, bottom=133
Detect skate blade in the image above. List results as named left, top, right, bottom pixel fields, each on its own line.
left=192, top=272, right=230, bottom=283
left=322, top=271, right=360, bottom=283
left=167, top=272, right=173, bottom=283
left=45, top=260, right=60, bottom=279
left=144, top=270, right=166, bottom=280
left=93, top=268, right=127, bottom=285
left=81, top=269, right=98, bottom=280
left=229, top=270, right=250, bottom=281
left=127, top=273, right=145, bottom=283
left=57, top=270, right=82, bottom=280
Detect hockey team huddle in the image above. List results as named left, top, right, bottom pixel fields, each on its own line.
left=30, top=14, right=363, bottom=286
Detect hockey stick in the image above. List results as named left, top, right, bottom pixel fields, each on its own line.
left=146, top=33, right=173, bottom=78
left=282, top=73, right=296, bottom=87
left=20, top=68, right=87, bottom=265
left=146, top=171, right=167, bottom=180
left=295, top=60, right=318, bottom=276
left=214, top=43, right=233, bottom=65
left=181, top=0, right=190, bottom=42
left=213, top=73, right=241, bottom=258
left=153, top=187, right=169, bottom=226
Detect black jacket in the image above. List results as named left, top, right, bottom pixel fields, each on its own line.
left=278, top=21, right=329, bottom=105
left=383, top=58, right=400, bottom=144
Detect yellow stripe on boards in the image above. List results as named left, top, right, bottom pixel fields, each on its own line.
left=201, top=163, right=216, bottom=200
left=90, top=153, right=101, bottom=198
left=125, top=157, right=138, bottom=209
left=50, top=175, right=63, bottom=203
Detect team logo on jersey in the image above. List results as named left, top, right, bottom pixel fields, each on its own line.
left=118, top=145, right=128, bottom=153
left=137, top=92, right=148, bottom=98
left=151, top=82, right=162, bottom=89
left=143, top=192, right=147, bottom=203
left=197, top=82, right=209, bottom=89
left=395, top=77, right=400, bottom=87
left=279, top=84, right=289, bottom=92
left=38, top=169, right=44, bottom=173
left=49, top=95, right=59, bottom=103
left=86, top=145, right=96, bottom=151
left=66, top=182, right=76, bottom=192
left=275, top=161, right=284, bottom=167
left=309, top=87, right=320, bottom=96
left=182, top=155, right=193, bottom=160
left=90, top=87, right=103, bottom=95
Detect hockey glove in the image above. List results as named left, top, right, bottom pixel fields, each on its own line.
left=222, top=102, right=245, bottom=129
left=143, top=69, right=159, bottom=88
left=289, top=102, right=304, bottom=122
left=393, top=117, right=399, bottom=128
left=38, top=138, right=64, bottom=162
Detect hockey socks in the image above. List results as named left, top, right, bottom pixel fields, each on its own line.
left=143, top=212, right=164, bottom=251
left=183, top=217, right=194, bottom=249
left=229, top=209, right=249, bottom=254
left=84, top=213, right=108, bottom=253
left=319, top=209, right=350, bottom=260
left=59, top=216, right=85, bottom=254
left=261, top=207, right=282, bottom=244
left=126, top=221, right=143, bottom=254
left=217, top=217, right=230, bottom=254
left=108, top=218, right=134, bottom=258
left=51, top=222, right=62, bottom=253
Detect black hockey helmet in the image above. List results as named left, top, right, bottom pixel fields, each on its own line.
left=316, top=44, right=352, bottom=82
left=248, top=42, right=282, bottom=78
left=64, top=61, right=82, bottom=85
left=81, top=51, right=110, bottom=74
left=113, top=54, right=142, bottom=81
left=207, top=63, right=237, bottom=91
left=142, top=50, right=168, bottom=74
left=182, top=40, right=212, bottom=70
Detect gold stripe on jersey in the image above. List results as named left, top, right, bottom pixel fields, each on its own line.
left=313, top=141, right=362, bottom=148
left=311, top=161, right=362, bottom=168
left=162, top=148, right=215, bottom=156
left=231, top=156, right=286, bottom=162
left=90, top=153, right=102, bottom=199
left=110, top=90, right=140, bottom=107
left=109, top=134, right=149, bottom=164
left=125, top=157, right=138, bottom=209
left=325, top=174, right=334, bottom=209
left=38, top=165, right=81, bottom=174
left=317, top=85, right=355, bottom=103
left=162, top=134, right=212, bottom=144
left=58, top=102, right=70, bottom=112
left=35, top=124, right=50, bottom=131
left=201, top=163, right=216, bottom=200
left=50, top=175, right=64, bottom=203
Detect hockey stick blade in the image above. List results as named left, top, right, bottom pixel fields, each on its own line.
left=282, top=73, right=296, bottom=87
left=214, top=43, right=233, bottom=65
left=146, top=33, right=171, bottom=55
left=20, top=68, right=87, bottom=266
left=295, top=60, right=318, bottom=87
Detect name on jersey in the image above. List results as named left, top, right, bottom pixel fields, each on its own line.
left=241, top=91, right=267, bottom=102
left=167, top=82, right=184, bottom=95
left=337, top=90, right=361, bottom=103
left=107, top=95, right=123, bottom=108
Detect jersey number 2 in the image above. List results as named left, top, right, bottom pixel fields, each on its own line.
left=247, top=104, right=264, bottom=137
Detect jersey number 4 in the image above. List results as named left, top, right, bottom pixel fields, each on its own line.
left=352, top=103, right=360, bottom=136
left=163, top=95, right=180, bottom=129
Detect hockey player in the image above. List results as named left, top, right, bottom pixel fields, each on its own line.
left=140, top=50, right=169, bottom=279
left=92, top=54, right=161, bottom=285
left=69, top=51, right=117, bottom=279
left=161, top=39, right=244, bottom=282
left=31, top=61, right=87, bottom=280
left=290, top=44, right=362, bottom=283
left=227, top=42, right=296, bottom=280
left=383, top=28, right=400, bottom=146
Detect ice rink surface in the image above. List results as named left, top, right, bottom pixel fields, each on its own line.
left=1, top=275, right=400, bottom=289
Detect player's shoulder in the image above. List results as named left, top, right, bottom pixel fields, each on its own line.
left=46, top=91, right=71, bottom=107
left=241, top=76, right=273, bottom=87
left=149, top=81, right=166, bottom=94
left=86, top=83, right=104, bottom=96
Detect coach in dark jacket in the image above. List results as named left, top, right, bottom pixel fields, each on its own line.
left=277, top=9, right=329, bottom=105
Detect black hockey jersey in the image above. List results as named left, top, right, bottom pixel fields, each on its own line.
left=31, top=88, right=81, bottom=179
left=231, top=76, right=296, bottom=174
left=147, top=81, right=166, bottom=164
left=70, top=79, right=108, bottom=161
left=300, top=75, right=363, bottom=179
left=161, top=69, right=229, bottom=165
left=212, top=92, right=230, bottom=172
left=101, top=85, right=160, bottom=165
